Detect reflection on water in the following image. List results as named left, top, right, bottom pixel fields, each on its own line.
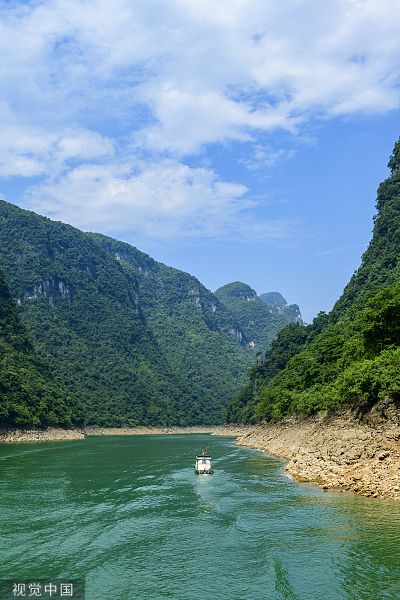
left=0, top=435, right=399, bottom=600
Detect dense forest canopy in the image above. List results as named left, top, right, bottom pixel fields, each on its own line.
left=0, top=202, right=297, bottom=427
left=0, top=269, right=82, bottom=428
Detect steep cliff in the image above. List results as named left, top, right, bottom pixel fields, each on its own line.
left=0, top=268, right=81, bottom=428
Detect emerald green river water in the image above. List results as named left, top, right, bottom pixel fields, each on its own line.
left=1, top=434, right=399, bottom=599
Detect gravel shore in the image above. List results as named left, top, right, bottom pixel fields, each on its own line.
left=236, top=398, right=400, bottom=500
left=84, top=426, right=218, bottom=436
left=0, top=427, right=85, bottom=443
left=0, top=425, right=219, bottom=443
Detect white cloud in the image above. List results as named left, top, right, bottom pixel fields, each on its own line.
left=240, top=145, right=297, bottom=171
left=56, top=131, right=114, bottom=162
left=1, top=1, right=399, bottom=151
left=24, top=160, right=290, bottom=240
left=0, top=118, right=114, bottom=177
left=0, top=0, right=399, bottom=237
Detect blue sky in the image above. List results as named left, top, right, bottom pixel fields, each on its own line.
left=0, top=1, right=399, bottom=321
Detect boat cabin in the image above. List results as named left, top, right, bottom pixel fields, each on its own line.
left=195, top=449, right=213, bottom=474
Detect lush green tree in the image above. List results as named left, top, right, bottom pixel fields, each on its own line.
left=388, top=137, right=400, bottom=174
left=361, top=284, right=400, bottom=354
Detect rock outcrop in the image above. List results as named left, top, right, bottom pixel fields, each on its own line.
left=236, top=399, right=400, bottom=500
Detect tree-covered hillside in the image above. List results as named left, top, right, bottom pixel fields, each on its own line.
left=87, top=233, right=259, bottom=422
left=227, top=138, right=400, bottom=423
left=0, top=269, right=82, bottom=428
left=0, top=200, right=289, bottom=425
left=214, top=282, right=301, bottom=353
left=331, top=139, right=400, bottom=319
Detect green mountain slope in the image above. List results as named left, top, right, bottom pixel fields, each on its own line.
left=215, top=282, right=301, bottom=353
left=228, top=138, right=400, bottom=423
left=0, top=200, right=259, bottom=425
left=86, top=233, right=258, bottom=422
left=0, top=269, right=81, bottom=428
left=331, top=139, right=400, bottom=319
left=259, top=291, right=302, bottom=324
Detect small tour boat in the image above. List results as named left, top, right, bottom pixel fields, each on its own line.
left=195, top=448, right=213, bottom=474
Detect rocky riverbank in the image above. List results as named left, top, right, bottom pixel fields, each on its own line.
left=0, top=425, right=220, bottom=443
left=236, top=398, right=400, bottom=500
left=212, top=425, right=253, bottom=437
left=0, top=428, right=85, bottom=443
left=84, top=426, right=218, bottom=436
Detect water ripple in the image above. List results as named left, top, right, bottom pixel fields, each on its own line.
left=1, top=434, right=400, bottom=600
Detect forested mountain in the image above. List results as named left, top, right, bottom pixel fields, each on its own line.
left=227, top=138, right=400, bottom=423
left=214, top=282, right=301, bottom=353
left=86, top=232, right=257, bottom=423
left=0, top=268, right=82, bottom=428
left=0, top=201, right=295, bottom=426
left=259, top=292, right=302, bottom=324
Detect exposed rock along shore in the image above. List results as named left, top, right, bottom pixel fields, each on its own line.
left=0, top=425, right=219, bottom=443
left=84, top=426, right=218, bottom=436
left=235, top=399, right=400, bottom=500
left=0, top=427, right=86, bottom=443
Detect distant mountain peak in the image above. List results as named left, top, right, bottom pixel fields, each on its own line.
left=259, top=291, right=287, bottom=308
left=215, top=281, right=257, bottom=301
left=215, top=281, right=302, bottom=352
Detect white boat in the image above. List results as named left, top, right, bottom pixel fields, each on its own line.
left=195, top=448, right=213, bottom=474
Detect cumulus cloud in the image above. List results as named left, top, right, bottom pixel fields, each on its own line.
left=0, top=0, right=399, bottom=238
left=25, top=159, right=291, bottom=239
left=0, top=106, right=114, bottom=177
left=2, top=1, right=399, bottom=148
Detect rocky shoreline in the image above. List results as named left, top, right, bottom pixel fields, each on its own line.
left=0, top=427, right=86, bottom=443
left=236, top=399, right=400, bottom=500
left=0, top=425, right=219, bottom=443
left=84, top=426, right=218, bottom=436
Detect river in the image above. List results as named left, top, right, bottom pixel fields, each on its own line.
left=0, top=434, right=399, bottom=599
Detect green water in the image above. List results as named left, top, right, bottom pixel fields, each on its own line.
left=1, top=434, right=399, bottom=600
